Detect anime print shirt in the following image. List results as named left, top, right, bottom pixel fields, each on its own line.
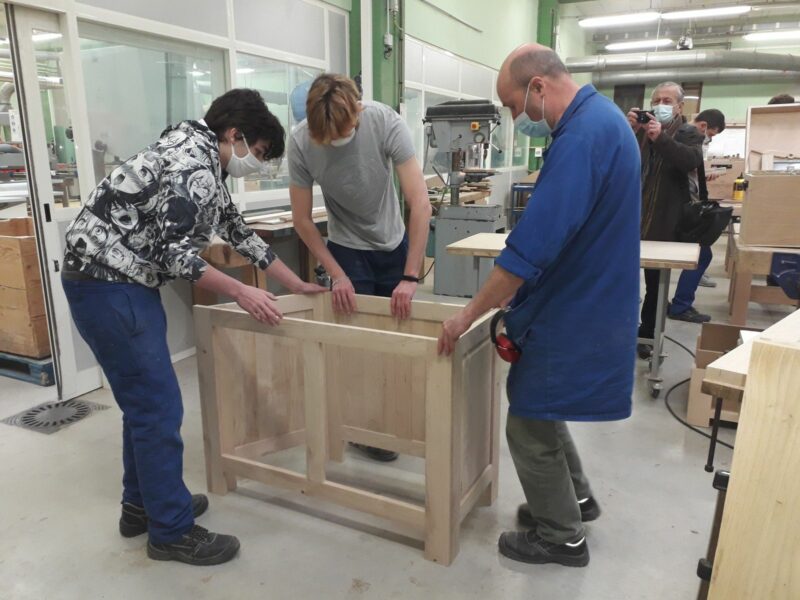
left=63, top=120, right=276, bottom=288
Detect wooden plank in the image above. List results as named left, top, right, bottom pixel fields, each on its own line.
left=0, top=218, right=34, bottom=237
left=194, top=306, right=233, bottom=494
left=348, top=294, right=463, bottom=323
left=481, top=344, right=502, bottom=507
left=424, top=351, right=461, bottom=566
left=733, top=235, right=800, bottom=274
left=220, top=454, right=426, bottom=535
left=708, top=339, right=800, bottom=599
left=303, top=340, right=327, bottom=484
left=0, top=236, right=39, bottom=290
left=446, top=233, right=701, bottom=270
left=703, top=310, right=800, bottom=401
left=209, top=306, right=437, bottom=358
left=340, top=425, right=426, bottom=458
left=0, top=283, right=44, bottom=317
left=314, top=480, right=426, bottom=536
left=221, top=454, right=306, bottom=492
left=0, top=309, right=49, bottom=358
left=639, top=241, right=700, bottom=270
left=749, top=285, right=794, bottom=306
left=739, top=173, right=800, bottom=248
left=233, top=430, right=307, bottom=460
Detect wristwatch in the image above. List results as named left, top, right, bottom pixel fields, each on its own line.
left=401, top=275, right=420, bottom=283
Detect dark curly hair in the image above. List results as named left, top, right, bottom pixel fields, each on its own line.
left=204, top=88, right=285, bottom=159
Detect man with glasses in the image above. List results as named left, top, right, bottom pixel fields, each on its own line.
left=627, top=82, right=704, bottom=359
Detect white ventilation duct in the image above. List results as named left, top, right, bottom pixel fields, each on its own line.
left=567, top=50, right=800, bottom=73
left=593, top=68, right=799, bottom=86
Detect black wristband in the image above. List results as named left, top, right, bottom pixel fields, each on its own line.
left=401, top=275, right=420, bottom=283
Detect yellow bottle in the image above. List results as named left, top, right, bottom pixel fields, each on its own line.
left=732, top=173, right=746, bottom=202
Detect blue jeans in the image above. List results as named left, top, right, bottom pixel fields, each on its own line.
left=670, top=245, right=713, bottom=316
left=62, top=278, right=193, bottom=543
left=327, top=237, right=408, bottom=298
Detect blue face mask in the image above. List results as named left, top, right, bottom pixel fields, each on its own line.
left=652, top=104, right=675, bottom=124
left=514, top=80, right=552, bottom=138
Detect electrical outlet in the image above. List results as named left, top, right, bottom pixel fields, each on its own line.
left=534, top=147, right=544, bottom=158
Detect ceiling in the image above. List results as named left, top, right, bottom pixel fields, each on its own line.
left=558, top=1, right=800, bottom=53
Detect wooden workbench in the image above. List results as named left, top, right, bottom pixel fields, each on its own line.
left=702, top=308, right=800, bottom=403
left=727, top=234, right=800, bottom=325
left=194, top=209, right=329, bottom=305
left=446, top=233, right=700, bottom=397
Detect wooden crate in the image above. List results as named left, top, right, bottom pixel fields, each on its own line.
left=0, top=218, right=49, bottom=358
left=739, top=172, right=800, bottom=248
left=195, top=294, right=501, bottom=566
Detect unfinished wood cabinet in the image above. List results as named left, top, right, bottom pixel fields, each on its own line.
left=0, top=218, right=49, bottom=358
left=194, top=294, right=501, bottom=565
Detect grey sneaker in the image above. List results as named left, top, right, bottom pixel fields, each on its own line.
left=698, top=275, right=717, bottom=288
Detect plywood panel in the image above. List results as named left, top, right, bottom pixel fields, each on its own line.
left=459, top=341, right=494, bottom=495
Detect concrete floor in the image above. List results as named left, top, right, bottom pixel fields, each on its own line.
left=0, top=242, right=791, bottom=600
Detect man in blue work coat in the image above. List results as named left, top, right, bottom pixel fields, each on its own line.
left=438, top=44, right=641, bottom=567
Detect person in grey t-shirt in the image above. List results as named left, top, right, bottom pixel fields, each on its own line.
left=288, top=74, right=431, bottom=322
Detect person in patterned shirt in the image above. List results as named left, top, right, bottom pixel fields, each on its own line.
left=62, top=89, right=326, bottom=567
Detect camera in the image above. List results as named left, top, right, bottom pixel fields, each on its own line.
left=634, top=110, right=654, bottom=124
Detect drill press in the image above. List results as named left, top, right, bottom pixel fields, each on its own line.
left=424, top=99, right=503, bottom=297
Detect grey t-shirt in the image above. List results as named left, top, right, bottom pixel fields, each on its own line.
left=287, top=100, right=416, bottom=251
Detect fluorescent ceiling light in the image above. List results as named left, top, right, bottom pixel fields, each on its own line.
left=579, top=12, right=660, bottom=29
left=606, top=38, right=673, bottom=52
left=663, top=6, right=750, bottom=20
left=236, top=68, right=255, bottom=74
left=744, top=29, right=800, bottom=42
left=32, top=33, right=62, bottom=43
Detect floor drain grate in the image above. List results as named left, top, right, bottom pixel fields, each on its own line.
left=2, top=399, right=109, bottom=434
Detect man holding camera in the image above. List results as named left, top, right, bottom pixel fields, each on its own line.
left=627, top=82, right=704, bottom=359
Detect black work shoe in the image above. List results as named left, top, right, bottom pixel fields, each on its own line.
left=120, top=494, right=209, bottom=538
left=498, top=530, right=589, bottom=567
left=147, top=525, right=240, bottom=566
left=517, top=496, right=601, bottom=529
left=668, top=306, right=711, bottom=323
left=637, top=343, right=653, bottom=360
left=349, top=442, right=399, bottom=462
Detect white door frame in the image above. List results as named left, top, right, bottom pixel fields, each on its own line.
left=7, top=3, right=102, bottom=399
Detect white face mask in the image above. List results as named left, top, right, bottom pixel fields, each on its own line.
left=226, top=133, right=263, bottom=177
left=330, top=129, right=356, bottom=147
left=652, top=104, right=675, bottom=124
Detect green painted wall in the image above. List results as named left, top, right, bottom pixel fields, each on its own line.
left=405, top=0, right=538, bottom=70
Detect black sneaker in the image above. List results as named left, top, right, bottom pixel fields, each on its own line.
left=120, top=494, right=209, bottom=538
left=637, top=343, right=653, bottom=360
left=668, top=306, right=711, bottom=323
left=349, top=442, right=399, bottom=462
left=517, top=496, right=601, bottom=529
left=498, top=530, right=589, bottom=567
left=147, top=525, right=240, bottom=566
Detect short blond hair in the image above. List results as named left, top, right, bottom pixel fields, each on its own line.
left=306, top=74, right=360, bottom=144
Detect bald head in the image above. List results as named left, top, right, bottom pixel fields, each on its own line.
left=497, top=44, right=577, bottom=127
left=504, top=43, right=569, bottom=89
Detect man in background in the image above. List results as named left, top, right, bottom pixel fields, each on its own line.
left=668, top=108, right=726, bottom=322
left=628, top=82, right=704, bottom=359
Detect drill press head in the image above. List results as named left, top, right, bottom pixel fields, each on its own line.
left=424, top=100, right=501, bottom=204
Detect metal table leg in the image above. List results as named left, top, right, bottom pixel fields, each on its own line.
left=647, top=268, right=671, bottom=398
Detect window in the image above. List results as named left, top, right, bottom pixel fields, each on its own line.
left=236, top=54, right=322, bottom=192
left=79, top=23, right=225, bottom=183
left=403, top=87, right=424, bottom=167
